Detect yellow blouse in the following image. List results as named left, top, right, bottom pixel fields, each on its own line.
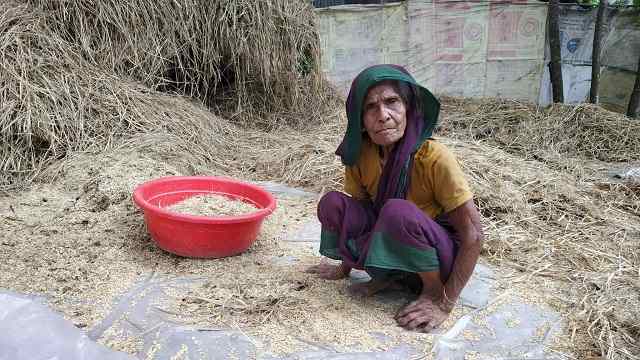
left=344, top=139, right=473, bottom=219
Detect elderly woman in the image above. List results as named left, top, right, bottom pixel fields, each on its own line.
left=306, top=64, right=483, bottom=332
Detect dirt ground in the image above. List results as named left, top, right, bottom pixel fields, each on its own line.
left=0, top=151, right=563, bottom=358
left=1, top=108, right=639, bottom=358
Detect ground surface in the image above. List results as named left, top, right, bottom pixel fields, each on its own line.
left=1, top=104, right=639, bottom=359
left=0, top=155, right=574, bottom=359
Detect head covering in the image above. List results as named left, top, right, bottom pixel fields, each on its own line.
left=336, top=64, right=440, bottom=211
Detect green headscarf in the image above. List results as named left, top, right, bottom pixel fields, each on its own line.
left=335, top=64, right=441, bottom=210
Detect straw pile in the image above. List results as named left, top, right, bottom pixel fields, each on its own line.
left=28, top=0, right=322, bottom=118
left=434, top=98, right=640, bottom=359
left=462, top=140, right=639, bottom=359
left=0, top=0, right=332, bottom=188
left=439, top=97, right=640, bottom=163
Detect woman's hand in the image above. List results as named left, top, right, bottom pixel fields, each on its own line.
left=305, top=261, right=351, bottom=280
left=395, top=295, right=451, bottom=332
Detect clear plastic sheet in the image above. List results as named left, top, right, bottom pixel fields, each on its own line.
left=0, top=291, right=133, bottom=360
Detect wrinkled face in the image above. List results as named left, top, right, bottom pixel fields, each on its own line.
left=362, top=81, right=407, bottom=147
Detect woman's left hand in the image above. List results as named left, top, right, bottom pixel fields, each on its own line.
left=395, top=296, right=451, bottom=332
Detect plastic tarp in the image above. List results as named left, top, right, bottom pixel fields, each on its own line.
left=599, top=9, right=640, bottom=112
left=316, top=1, right=640, bottom=110
left=0, top=259, right=564, bottom=360
left=539, top=5, right=640, bottom=109
left=0, top=291, right=133, bottom=360
left=316, top=0, right=549, bottom=102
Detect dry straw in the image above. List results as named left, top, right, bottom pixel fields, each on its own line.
left=436, top=98, right=640, bottom=359
left=439, top=97, right=640, bottom=163
left=2, top=0, right=640, bottom=358
left=28, top=0, right=322, bottom=116
left=1, top=0, right=333, bottom=187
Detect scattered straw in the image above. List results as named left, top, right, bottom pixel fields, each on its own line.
left=434, top=120, right=640, bottom=358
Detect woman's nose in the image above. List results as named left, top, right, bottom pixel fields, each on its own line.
left=376, top=106, right=389, bottom=122
left=378, top=106, right=391, bottom=122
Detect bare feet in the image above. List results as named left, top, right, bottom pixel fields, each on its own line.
left=305, top=261, right=351, bottom=280
left=395, top=295, right=450, bottom=332
left=347, top=278, right=403, bottom=297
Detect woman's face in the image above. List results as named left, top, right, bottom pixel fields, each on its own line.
left=362, top=81, right=407, bottom=147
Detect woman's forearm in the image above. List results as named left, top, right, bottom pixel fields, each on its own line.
left=441, top=236, right=482, bottom=310
left=440, top=200, right=484, bottom=311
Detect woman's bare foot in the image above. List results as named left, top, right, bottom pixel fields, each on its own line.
left=305, top=261, right=351, bottom=280
left=348, top=278, right=403, bottom=297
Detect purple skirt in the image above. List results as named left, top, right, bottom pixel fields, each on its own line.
left=317, top=191, right=458, bottom=283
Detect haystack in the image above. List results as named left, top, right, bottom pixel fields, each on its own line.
left=28, top=0, right=323, bottom=117
left=440, top=97, right=640, bottom=163
left=0, top=0, right=334, bottom=188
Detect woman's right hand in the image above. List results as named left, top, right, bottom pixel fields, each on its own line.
left=305, top=261, right=351, bottom=280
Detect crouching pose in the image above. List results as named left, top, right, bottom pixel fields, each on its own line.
left=306, top=64, right=483, bottom=332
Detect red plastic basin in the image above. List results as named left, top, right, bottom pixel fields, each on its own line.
left=132, top=176, right=276, bottom=258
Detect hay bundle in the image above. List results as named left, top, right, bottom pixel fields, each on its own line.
left=27, top=0, right=322, bottom=118
left=0, top=0, right=333, bottom=188
left=0, top=0, right=236, bottom=185
left=440, top=98, right=640, bottom=163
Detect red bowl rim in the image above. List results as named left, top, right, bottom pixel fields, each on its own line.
left=132, top=176, right=277, bottom=224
